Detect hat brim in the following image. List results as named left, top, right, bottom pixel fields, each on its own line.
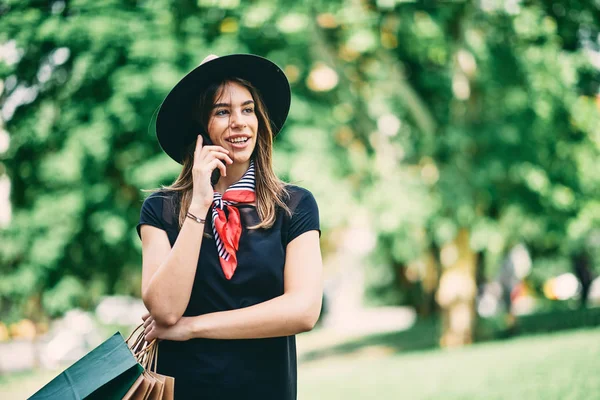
left=155, top=54, right=291, bottom=164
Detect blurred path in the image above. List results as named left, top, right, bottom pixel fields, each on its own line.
left=297, top=306, right=417, bottom=361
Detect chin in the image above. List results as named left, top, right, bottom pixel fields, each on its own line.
left=232, top=152, right=253, bottom=164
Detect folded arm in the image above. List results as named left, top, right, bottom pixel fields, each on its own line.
left=143, top=230, right=323, bottom=341
left=141, top=204, right=209, bottom=326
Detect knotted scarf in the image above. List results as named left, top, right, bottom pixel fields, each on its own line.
left=211, top=161, right=256, bottom=280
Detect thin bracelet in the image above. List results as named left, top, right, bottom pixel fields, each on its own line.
left=186, top=211, right=206, bottom=224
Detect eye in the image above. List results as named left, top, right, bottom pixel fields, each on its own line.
left=215, top=109, right=229, bottom=116
left=243, top=107, right=254, bottom=114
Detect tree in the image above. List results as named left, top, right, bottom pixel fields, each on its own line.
left=0, top=1, right=359, bottom=323
left=301, top=1, right=600, bottom=344
left=1, top=1, right=598, bottom=349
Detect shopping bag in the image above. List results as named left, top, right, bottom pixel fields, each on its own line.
left=121, top=371, right=156, bottom=400
left=123, top=323, right=174, bottom=400
left=146, top=339, right=174, bottom=400
left=141, top=344, right=163, bottom=400
left=29, top=332, right=144, bottom=400
left=122, top=324, right=156, bottom=400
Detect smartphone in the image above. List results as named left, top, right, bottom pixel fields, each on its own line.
left=200, top=134, right=221, bottom=186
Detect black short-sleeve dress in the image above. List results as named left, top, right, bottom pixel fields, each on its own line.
left=136, top=185, right=320, bottom=400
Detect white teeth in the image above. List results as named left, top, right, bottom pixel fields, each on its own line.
left=228, top=137, right=248, bottom=144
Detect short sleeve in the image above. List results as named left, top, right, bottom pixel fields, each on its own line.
left=286, top=189, right=321, bottom=245
left=136, top=192, right=168, bottom=240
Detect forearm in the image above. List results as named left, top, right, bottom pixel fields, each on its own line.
left=143, top=204, right=209, bottom=325
left=189, top=292, right=322, bottom=339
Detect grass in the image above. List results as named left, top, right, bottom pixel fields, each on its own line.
left=298, top=327, right=600, bottom=399
left=2, top=326, right=599, bottom=399
left=298, top=317, right=440, bottom=363
left=0, top=368, right=61, bottom=399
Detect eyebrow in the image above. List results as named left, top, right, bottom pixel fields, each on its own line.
left=213, top=100, right=255, bottom=108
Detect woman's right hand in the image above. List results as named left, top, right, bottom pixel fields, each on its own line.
left=191, top=135, right=233, bottom=209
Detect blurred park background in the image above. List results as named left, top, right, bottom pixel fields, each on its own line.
left=1, top=0, right=600, bottom=399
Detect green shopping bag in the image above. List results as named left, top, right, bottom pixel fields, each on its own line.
left=29, top=332, right=144, bottom=400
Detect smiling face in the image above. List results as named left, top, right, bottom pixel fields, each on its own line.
left=206, top=81, right=258, bottom=165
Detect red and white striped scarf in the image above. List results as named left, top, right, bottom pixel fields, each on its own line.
left=211, top=161, right=256, bottom=280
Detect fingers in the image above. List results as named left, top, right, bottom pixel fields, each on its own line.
left=201, top=145, right=230, bottom=155
left=142, top=314, right=154, bottom=342
left=144, top=319, right=156, bottom=342
left=194, top=134, right=204, bottom=161
left=208, top=159, right=227, bottom=177
left=194, top=135, right=230, bottom=159
left=193, top=135, right=233, bottom=171
left=144, top=329, right=155, bottom=342
left=206, top=150, right=233, bottom=166
left=201, top=147, right=232, bottom=166
left=143, top=315, right=153, bottom=328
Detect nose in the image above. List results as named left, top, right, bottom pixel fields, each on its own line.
left=229, top=109, right=246, bottom=129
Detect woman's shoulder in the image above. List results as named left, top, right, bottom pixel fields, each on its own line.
left=279, top=184, right=320, bottom=240
left=142, top=189, right=179, bottom=206
left=283, top=184, right=312, bottom=195
left=281, top=184, right=318, bottom=213
left=140, top=189, right=180, bottom=225
left=283, top=184, right=314, bottom=203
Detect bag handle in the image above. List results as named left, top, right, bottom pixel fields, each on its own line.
left=126, top=320, right=161, bottom=371
left=138, top=336, right=159, bottom=373
left=126, top=322, right=144, bottom=343
left=152, top=342, right=158, bottom=373
left=127, top=323, right=153, bottom=358
left=126, top=322, right=147, bottom=355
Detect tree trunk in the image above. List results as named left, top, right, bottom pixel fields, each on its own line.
left=435, top=228, right=478, bottom=347
left=419, top=248, right=440, bottom=317
left=393, top=261, right=424, bottom=314
left=572, top=251, right=594, bottom=308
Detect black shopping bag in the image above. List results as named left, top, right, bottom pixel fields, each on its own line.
left=29, top=332, right=144, bottom=400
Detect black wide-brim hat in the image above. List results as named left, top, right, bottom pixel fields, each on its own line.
left=154, top=54, right=291, bottom=164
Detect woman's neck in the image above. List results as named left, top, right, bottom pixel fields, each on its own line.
left=213, top=161, right=250, bottom=194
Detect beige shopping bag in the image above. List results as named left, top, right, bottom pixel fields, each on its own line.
left=145, top=344, right=164, bottom=400
left=122, top=341, right=157, bottom=400
left=123, top=323, right=174, bottom=400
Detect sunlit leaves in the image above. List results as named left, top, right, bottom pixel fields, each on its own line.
left=1, top=0, right=599, bottom=322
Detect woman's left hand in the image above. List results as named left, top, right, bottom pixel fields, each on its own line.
left=142, top=312, right=193, bottom=342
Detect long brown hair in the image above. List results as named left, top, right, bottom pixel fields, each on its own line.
left=145, top=77, right=290, bottom=229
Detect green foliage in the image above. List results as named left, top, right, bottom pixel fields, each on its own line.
left=354, top=2, right=600, bottom=303
left=1, top=1, right=599, bottom=321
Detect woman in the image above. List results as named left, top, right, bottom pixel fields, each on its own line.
left=136, top=54, right=322, bottom=399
